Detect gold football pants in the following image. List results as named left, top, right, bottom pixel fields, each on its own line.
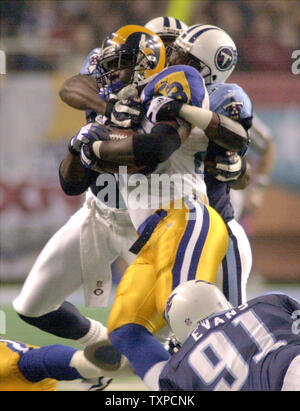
left=107, top=197, right=229, bottom=335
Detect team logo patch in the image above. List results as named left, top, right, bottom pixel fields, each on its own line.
left=223, top=99, right=244, bottom=120
left=215, top=46, right=237, bottom=71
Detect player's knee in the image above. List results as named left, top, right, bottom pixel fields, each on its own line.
left=12, top=294, right=47, bottom=318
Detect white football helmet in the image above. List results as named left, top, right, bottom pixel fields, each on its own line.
left=145, top=16, right=188, bottom=42
left=174, top=24, right=238, bottom=84
left=165, top=280, right=232, bottom=344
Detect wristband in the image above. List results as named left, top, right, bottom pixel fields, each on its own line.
left=179, top=105, right=213, bottom=130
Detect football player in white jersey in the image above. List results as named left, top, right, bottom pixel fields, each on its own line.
left=76, top=24, right=251, bottom=373
left=105, top=25, right=253, bottom=306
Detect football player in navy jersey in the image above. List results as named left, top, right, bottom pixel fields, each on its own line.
left=86, top=280, right=300, bottom=391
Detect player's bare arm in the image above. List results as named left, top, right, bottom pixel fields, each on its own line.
left=59, top=74, right=107, bottom=114
left=60, top=152, right=87, bottom=183
left=155, top=101, right=249, bottom=152
left=87, top=120, right=191, bottom=167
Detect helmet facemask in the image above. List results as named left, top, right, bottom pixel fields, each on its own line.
left=96, top=49, right=138, bottom=97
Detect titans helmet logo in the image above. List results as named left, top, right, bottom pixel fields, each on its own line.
left=215, top=46, right=237, bottom=71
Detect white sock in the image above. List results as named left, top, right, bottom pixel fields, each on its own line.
left=70, top=350, right=104, bottom=379
left=77, top=318, right=107, bottom=347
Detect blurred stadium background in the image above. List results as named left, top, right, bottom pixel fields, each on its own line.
left=0, top=0, right=300, bottom=391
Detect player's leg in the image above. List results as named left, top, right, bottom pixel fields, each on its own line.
left=216, top=218, right=252, bottom=305
left=107, top=255, right=164, bottom=334
left=108, top=199, right=228, bottom=383
left=155, top=199, right=229, bottom=315
left=13, top=207, right=107, bottom=344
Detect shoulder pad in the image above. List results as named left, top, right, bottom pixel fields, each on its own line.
left=142, top=64, right=206, bottom=108
left=207, top=83, right=253, bottom=129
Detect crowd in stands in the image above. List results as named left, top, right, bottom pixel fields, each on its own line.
left=1, top=0, right=299, bottom=73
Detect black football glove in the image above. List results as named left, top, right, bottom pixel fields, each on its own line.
left=155, top=99, right=184, bottom=122
left=105, top=98, right=145, bottom=128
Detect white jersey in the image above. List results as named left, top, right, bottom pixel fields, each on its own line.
left=118, top=65, right=209, bottom=230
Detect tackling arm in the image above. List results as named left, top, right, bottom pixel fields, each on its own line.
left=59, top=152, right=93, bottom=196
left=156, top=100, right=249, bottom=152
left=90, top=120, right=191, bottom=167
left=59, top=74, right=107, bottom=114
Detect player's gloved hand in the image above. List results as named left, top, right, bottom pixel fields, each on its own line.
left=149, top=96, right=184, bottom=122
left=74, top=123, right=109, bottom=170
left=204, top=151, right=246, bottom=182
left=105, top=98, right=145, bottom=128
left=68, top=123, right=109, bottom=155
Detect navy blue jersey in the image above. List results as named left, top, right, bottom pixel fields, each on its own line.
left=159, top=293, right=300, bottom=391
left=204, top=83, right=253, bottom=222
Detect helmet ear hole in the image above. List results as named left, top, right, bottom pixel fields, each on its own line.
left=212, top=75, right=217, bottom=82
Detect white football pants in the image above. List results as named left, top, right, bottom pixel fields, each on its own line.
left=13, top=193, right=137, bottom=317
left=13, top=194, right=252, bottom=317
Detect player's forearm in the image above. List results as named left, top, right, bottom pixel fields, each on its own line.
left=178, top=105, right=249, bottom=152
left=156, top=101, right=249, bottom=151
left=59, top=74, right=107, bottom=114
left=59, top=153, right=90, bottom=195
left=92, top=122, right=187, bottom=166
left=60, top=152, right=87, bottom=182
